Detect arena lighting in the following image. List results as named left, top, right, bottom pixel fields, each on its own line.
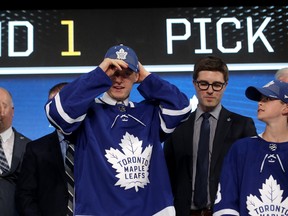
left=0, top=63, right=287, bottom=75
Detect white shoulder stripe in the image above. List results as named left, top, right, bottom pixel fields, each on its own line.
left=161, top=104, right=192, bottom=116
left=159, top=113, right=175, bottom=134
left=45, top=101, right=71, bottom=135
left=55, top=93, right=86, bottom=123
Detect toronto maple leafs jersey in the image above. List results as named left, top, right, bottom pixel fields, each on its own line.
left=45, top=67, right=191, bottom=216
left=213, top=135, right=288, bottom=216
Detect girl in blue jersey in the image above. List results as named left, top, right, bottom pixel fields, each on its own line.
left=45, top=44, right=191, bottom=216
left=213, top=80, right=288, bottom=216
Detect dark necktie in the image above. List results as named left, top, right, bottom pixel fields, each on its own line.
left=0, top=137, right=9, bottom=173
left=194, top=112, right=210, bottom=208
left=65, top=142, right=74, bottom=216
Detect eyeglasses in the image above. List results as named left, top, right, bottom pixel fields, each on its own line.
left=194, top=80, right=226, bottom=91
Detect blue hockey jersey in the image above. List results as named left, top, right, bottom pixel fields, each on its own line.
left=45, top=67, right=191, bottom=216
left=213, top=135, right=288, bottom=216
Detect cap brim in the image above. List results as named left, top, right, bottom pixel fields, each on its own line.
left=127, top=63, right=138, bottom=72
left=245, top=86, right=278, bottom=101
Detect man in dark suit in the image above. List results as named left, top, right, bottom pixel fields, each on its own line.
left=0, top=87, right=31, bottom=216
left=163, top=56, right=257, bottom=216
left=15, top=82, right=70, bottom=216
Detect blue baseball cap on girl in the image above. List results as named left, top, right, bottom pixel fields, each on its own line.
left=245, top=80, right=288, bottom=103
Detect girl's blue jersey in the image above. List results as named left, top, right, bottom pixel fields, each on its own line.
left=213, top=135, right=288, bottom=216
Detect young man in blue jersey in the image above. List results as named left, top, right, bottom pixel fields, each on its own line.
left=213, top=80, right=288, bottom=216
left=45, top=44, right=192, bottom=216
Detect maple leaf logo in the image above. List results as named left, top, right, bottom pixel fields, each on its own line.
left=246, top=175, right=288, bottom=215
left=105, top=132, right=152, bottom=192
left=116, top=48, right=128, bottom=60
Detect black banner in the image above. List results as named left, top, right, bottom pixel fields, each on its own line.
left=0, top=7, right=287, bottom=68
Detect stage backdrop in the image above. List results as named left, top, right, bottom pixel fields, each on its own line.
left=0, top=7, right=286, bottom=139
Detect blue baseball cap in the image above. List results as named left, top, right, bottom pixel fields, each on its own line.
left=245, top=80, right=288, bottom=103
left=104, top=44, right=139, bottom=72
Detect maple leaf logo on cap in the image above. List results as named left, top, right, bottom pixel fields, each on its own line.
left=116, top=48, right=128, bottom=60
left=105, top=44, right=139, bottom=72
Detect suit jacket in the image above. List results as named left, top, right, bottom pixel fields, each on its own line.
left=163, top=106, right=257, bottom=216
left=15, top=130, right=69, bottom=216
left=0, top=128, right=31, bottom=216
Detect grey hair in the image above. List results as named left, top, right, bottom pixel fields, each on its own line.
left=275, top=67, right=288, bottom=80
